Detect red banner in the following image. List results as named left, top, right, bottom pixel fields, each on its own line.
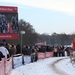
left=45, top=52, right=54, bottom=58
left=73, top=38, right=75, bottom=49
left=0, top=59, right=5, bottom=75
left=0, top=6, right=18, bottom=13
left=38, top=52, right=46, bottom=60
left=73, top=42, right=75, bottom=49
left=0, top=33, right=19, bottom=40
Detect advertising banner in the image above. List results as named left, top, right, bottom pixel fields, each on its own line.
left=0, top=6, right=18, bottom=13
left=45, top=52, right=52, bottom=58
left=13, top=55, right=23, bottom=68
left=23, top=56, right=31, bottom=65
left=0, top=6, right=19, bottom=40
left=0, top=59, right=5, bottom=75
left=49, top=52, right=54, bottom=57
left=5, top=57, right=12, bottom=75
left=73, top=38, right=75, bottom=49
left=0, top=33, right=18, bottom=40
left=38, top=52, right=46, bottom=60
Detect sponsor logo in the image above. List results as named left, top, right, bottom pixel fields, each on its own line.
left=0, top=8, right=12, bottom=11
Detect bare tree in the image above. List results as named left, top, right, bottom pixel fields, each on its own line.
left=18, top=19, right=38, bottom=45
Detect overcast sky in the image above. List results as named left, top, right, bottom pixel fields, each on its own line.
left=0, top=0, right=75, bottom=35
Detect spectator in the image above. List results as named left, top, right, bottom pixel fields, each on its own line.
left=0, top=51, right=5, bottom=61
left=54, top=47, right=58, bottom=57
left=16, top=44, right=21, bottom=54
left=61, top=46, right=65, bottom=56
left=22, top=45, right=26, bottom=55
left=31, top=46, right=36, bottom=62
left=22, top=45, right=31, bottom=65
left=10, top=44, right=16, bottom=56
left=0, top=42, right=10, bottom=58
left=6, top=43, right=11, bottom=56
left=2, top=39, right=7, bottom=45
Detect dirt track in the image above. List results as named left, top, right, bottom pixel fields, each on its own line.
left=50, top=58, right=69, bottom=75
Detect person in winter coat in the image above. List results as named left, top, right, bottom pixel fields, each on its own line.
left=0, top=51, right=5, bottom=61
left=16, top=44, right=21, bottom=54
left=22, top=45, right=31, bottom=65
left=10, top=44, right=16, bottom=56
left=0, top=42, right=10, bottom=58
left=31, top=46, right=36, bottom=62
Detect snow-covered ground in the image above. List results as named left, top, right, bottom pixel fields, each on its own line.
left=10, top=57, right=75, bottom=75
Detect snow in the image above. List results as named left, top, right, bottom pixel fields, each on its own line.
left=10, top=57, right=75, bottom=75
left=56, top=57, right=75, bottom=75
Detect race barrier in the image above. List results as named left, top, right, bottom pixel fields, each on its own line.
left=12, top=54, right=23, bottom=69
left=0, top=57, right=12, bottom=75
left=5, top=57, right=12, bottom=75
left=23, top=55, right=31, bottom=65
left=38, top=52, right=46, bottom=60
left=0, top=52, right=54, bottom=75
left=38, top=52, right=54, bottom=59
left=45, top=52, right=54, bottom=58
left=0, top=59, right=5, bottom=75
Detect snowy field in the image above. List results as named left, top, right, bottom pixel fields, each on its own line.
left=10, top=57, right=75, bottom=75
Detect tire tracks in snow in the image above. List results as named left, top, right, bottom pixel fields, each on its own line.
left=50, top=57, right=69, bottom=75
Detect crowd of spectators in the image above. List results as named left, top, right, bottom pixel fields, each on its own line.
left=0, top=40, right=74, bottom=63
left=0, top=40, right=38, bottom=63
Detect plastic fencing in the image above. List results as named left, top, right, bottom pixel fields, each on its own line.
left=38, top=52, right=46, bottom=60
left=0, top=57, right=12, bottom=75
left=0, top=59, right=5, bottom=75
left=0, top=52, right=54, bottom=75
left=23, top=55, right=31, bottom=65
left=5, top=57, right=12, bottom=75
left=45, top=52, right=54, bottom=58
left=12, top=52, right=54, bottom=68
left=12, top=54, right=23, bottom=69
left=38, top=52, right=54, bottom=60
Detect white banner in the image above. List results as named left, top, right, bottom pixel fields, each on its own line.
left=13, top=56, right=22, bottom=68
left=23, top=56, right=31, bottom=65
